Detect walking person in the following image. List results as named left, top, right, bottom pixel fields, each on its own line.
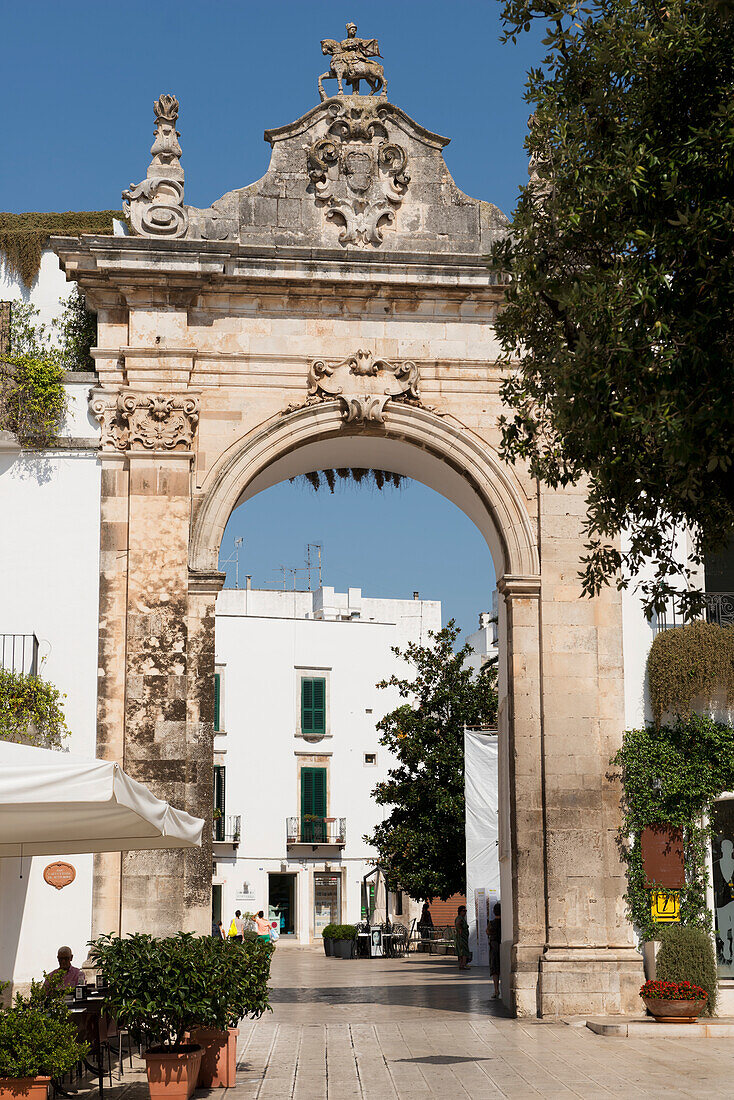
left=229, top=910, right=245, bottom=943
left=454, top=904, right=471, bottom=970
left=255, top=910, right=271, bottom=943
left=419, top=900, right=434, bottom=942
left=487, top=901, right=501, bottom=999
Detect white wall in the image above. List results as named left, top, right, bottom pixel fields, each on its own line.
left=214, top=586, right=441, bottom=941
left=0, top=378, right=101, bottom=989
left=0, top=250, right=71, bottom=335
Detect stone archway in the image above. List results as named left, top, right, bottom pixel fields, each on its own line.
left=54, top=71, right=644, bottom=1016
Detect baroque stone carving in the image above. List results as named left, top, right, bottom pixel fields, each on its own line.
left=319, top=23, right=386, bottom=100
left=307, top=100, right=409, bottom=246
left=294, top=348, right=420, bottom=423
left=90, top=390, right=200, bottom=451
left=123, top=95, right=188, bottom=239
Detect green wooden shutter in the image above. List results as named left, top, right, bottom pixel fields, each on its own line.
left=213, top=765, right=225, bottom=841
left=301, top=677, right=326, bottom=735
left=312, top=678, right=326, bottom=734
left=214, top=673, right=221, bottom=732
left=301, top=767, right=327, bottom=840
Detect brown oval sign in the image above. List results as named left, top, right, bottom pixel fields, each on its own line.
left=43, top=862, right=76, bottom=890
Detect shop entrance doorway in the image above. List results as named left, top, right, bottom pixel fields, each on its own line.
left=269, top=873, right=296, bottom=935
left=314, top=872, right=341, bottom=937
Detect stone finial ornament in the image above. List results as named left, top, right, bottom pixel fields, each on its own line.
left=319, top=22, right=386, bottom=100
left=122, top=94, right=188, bottom=238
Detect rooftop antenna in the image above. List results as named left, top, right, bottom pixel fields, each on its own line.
left=306, top=543, right=323, bottom=590
left=275, top=565, right=300, bottom=590
left=220, top=536, right=244, bottom=588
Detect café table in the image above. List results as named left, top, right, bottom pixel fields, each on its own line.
left=66, top=991, right=116, bottom=1095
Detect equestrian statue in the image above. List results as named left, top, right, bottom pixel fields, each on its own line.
left=319, top=22, right=387, bottom=100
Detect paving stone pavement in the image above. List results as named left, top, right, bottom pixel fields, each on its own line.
left=85, top=943, right=731, bottom=1099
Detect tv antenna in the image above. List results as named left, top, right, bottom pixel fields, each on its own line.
left=221, top=537, right=244, bottom=588
left=305, top=544, right=323, bottom=590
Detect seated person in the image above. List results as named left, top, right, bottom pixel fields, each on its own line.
left=45, top=946, right=87, bottom=990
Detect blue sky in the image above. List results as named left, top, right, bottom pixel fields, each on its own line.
left=1, top=1, right=544, bottom=638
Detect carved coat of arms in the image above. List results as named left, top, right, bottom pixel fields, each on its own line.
left=307, top=101, right=410, bottom=246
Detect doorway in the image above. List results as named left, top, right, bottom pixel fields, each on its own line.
left=314, top=872, right=341, bottom=936
left=269, top=873, right=296, bottom=935
left=212, top=883, right=222, bottom=925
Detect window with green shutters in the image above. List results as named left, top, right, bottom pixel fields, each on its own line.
left=213, top=764, right=225, bottom=842
left=301, top=766, right=327, bottom=841
left=301, top=676, right=326, bottom=736
left=214, top=673, right=221, bottom=732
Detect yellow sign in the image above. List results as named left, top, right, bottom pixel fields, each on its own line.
left=651, top=891, right=680, bottom=922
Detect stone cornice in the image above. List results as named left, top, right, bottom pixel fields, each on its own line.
left=50, top=234, right=506, bottom=297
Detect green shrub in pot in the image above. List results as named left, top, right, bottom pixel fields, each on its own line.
left=330, top=925, right=357, bottom=941
left=0, top=978, right=88, bottom=1079
left=655, top=925, right=718, bottom=1016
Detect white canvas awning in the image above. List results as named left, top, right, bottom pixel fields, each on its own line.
left=0, top=740, right=204, bottom=856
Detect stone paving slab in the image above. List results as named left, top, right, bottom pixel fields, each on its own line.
left=64, top=946, right=734, bottom=1099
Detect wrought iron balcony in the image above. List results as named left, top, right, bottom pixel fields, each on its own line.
left=0, top=634, right=39, bottom=676
left=654, top=593, right=734, bottom=633
left=213, top=814, right=241, bottom=844
left=286, top=816, right=347, bottom=846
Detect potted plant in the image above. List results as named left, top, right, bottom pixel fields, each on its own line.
left=90, top=932, right=211, bottom=1099
left=640, top=979, right=708, bottom=1022
left=654, top=924, right=718, bottom=1016
left=189, top=935, right=273, bottom=1088
left=331, top=925, right=357, bottom=960
left=321, top=924, right=336, bottom=957
left=0, top=979, right=88, bottom=1100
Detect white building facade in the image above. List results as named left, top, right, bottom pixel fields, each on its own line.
left=212, top=584, right=441, bottom=943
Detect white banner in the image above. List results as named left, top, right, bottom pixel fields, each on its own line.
left=465, top=729, right=499, bottom=963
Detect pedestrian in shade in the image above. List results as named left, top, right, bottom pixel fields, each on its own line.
left=419, top=900, right=434, bottom=942
left=455, top=905, right=471, bottom=970
left=487, top=901, right=501, bottom=999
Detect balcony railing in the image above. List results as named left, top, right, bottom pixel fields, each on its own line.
left=213, top=814, right=241, bottom=844
left=654, top=593, right=734, bottom=633
left=286, top=816, right=347, bottom=846
left=0, top=634, right=39, bottom=676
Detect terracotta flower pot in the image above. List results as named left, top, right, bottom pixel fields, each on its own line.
left=143, top=1044, right=203, bottom=1100
left=642, top=996, right=707, bottom=1023
left=190, top=1026, right=239, bottom=1088
left=0, top=1077, right=51, bottom=1100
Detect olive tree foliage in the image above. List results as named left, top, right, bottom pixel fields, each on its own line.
left=492, top=0, right=734, bottom=617
left=365, top=622, right=498, bottom=901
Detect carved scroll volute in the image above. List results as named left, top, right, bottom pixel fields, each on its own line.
left=306, top=100, right=411, bottom=247
left=123, top=94, right=188, bottom=239
left=90, top=390, right=200, bottom=452
left=300, top=349, right=420, bottom=424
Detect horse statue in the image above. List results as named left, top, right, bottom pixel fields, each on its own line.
left=318, top=25, right=387, bottom=100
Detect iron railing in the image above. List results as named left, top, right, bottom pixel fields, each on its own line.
left=213, top=814, right=241, bottom=844
left=0, top=633, right=39, bottom=676
left=286, top=816, right=347, bottom=845
left=654, top=593, right=734, bottom=633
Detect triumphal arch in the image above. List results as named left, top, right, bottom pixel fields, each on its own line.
left=53, top=26, right=643, bottom=1016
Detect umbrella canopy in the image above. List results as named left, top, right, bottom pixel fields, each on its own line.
left=0, top=740, right=204, bottom=856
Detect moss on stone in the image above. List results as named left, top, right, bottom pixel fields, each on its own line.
left=0, top=211, right=121, bottom=288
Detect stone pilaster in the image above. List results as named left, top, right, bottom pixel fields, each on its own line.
left=498, top=574, right=545, bottom=1017
left=536, top=488, right=643, bottom=1015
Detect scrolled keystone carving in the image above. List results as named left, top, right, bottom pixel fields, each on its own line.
left=297, top=348, right=420, bottom=424
left=123, top=94, right=188, bottom=239
left=90, top=390, right=200, bottom=451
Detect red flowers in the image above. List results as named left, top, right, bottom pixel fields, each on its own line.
left=640, top=979, right=707, bottom=1001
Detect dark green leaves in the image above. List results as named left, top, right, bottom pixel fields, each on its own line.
left=494, top=0, right=734, bottom=615
left=364, top=622, right=498, bottom=901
